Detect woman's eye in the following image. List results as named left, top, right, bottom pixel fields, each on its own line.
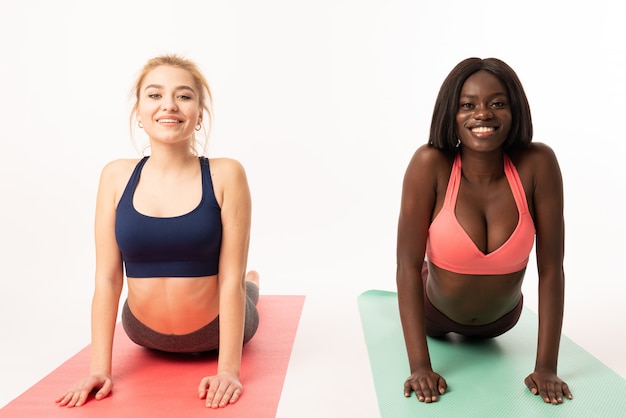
left=459, top=103, right=473, bottom=109
left=178, top=95, right=192, bottom=100
left=148, top=93, right=161, bottom=99
left=491, top=101, right=505, bottom=108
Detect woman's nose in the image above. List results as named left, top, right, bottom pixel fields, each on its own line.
left=473, top=106, right=493, bottom=120
left=161, top=97, right=178, bottom=111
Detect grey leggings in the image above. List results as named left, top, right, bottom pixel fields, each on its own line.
left=122, top=282, right=259, bottom=353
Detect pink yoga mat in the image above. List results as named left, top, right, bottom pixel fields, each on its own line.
left=0, top=295, right=305, bottom=418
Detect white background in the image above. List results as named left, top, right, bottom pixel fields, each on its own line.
left=1, top=1, right=624, bottom=416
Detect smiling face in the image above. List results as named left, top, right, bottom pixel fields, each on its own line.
left=455, top=70, right=512, bottom=153
left=136, top=65, right=203, bottom=148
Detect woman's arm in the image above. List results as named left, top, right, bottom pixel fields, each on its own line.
left=199, top=158, right=251, bottom=408
left=56, top=161, right=125, bottom=407
left=397, top=146, right=447, bottom=402
left=524, top=143, right=572, bottom=404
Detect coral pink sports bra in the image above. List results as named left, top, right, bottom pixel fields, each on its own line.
left=426, top=153, right=535, bottom=275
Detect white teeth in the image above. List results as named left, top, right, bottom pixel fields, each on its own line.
left=158, top=119, right=180, bottom=123
left=471, top=126, right=495, bottom=133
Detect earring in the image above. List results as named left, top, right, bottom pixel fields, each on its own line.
left=455, top=139, right=461, bottom=149
left=138, top=121, right=143, bottom=129
left=195, top=122, right=202, bottom=132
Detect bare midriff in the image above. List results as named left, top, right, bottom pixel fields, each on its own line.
left=426, top=262, right=525, bottom=325
left=127, top=275, right=219, bottom=335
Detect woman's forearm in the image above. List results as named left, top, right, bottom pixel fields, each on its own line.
left=89, top=281, right=123, bottom=375
left=535, top=270, right=565, bottom=372
left=216, top=281, right=246, bottom=376
left=397, top=264, right=432, bottom=372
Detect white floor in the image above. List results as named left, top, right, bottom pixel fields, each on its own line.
left=1, top=1, right=626, bottom=417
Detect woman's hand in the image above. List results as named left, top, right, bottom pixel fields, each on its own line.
left=55, top=373, right=113, bottom=407
left=404, top=369, right=447, bottom=403
left=524, top=370, right=572, bottom=404
left=198, top=371, right=243, bottom=408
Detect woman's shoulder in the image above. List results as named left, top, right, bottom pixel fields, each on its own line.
left=207, top=157, right=247, bottom=178
left=99, top=158, right=142, bottom=185
left=509, top=142, right=563, bottom=192
left=102, top=157, right=141, bottom=174
left=413, top=143, right=452, bottom=161
left=515, top=141, right=556, bottom=157
left=206, top=158, right=249, bottom=196
left=510, top=142, right=560, bottom=172
left=406, top=144, right=454, bottom=177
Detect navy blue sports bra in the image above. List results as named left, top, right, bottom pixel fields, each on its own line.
left=115, top=157, right=222, bottom=278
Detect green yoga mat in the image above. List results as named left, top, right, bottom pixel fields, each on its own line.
left=358, top=290, right=626, bottom=417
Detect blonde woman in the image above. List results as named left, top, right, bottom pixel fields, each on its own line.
left=56, top=55, right=259, bottom=409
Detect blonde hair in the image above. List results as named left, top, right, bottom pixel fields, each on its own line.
left=130, top=54, right=213, bottom=155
